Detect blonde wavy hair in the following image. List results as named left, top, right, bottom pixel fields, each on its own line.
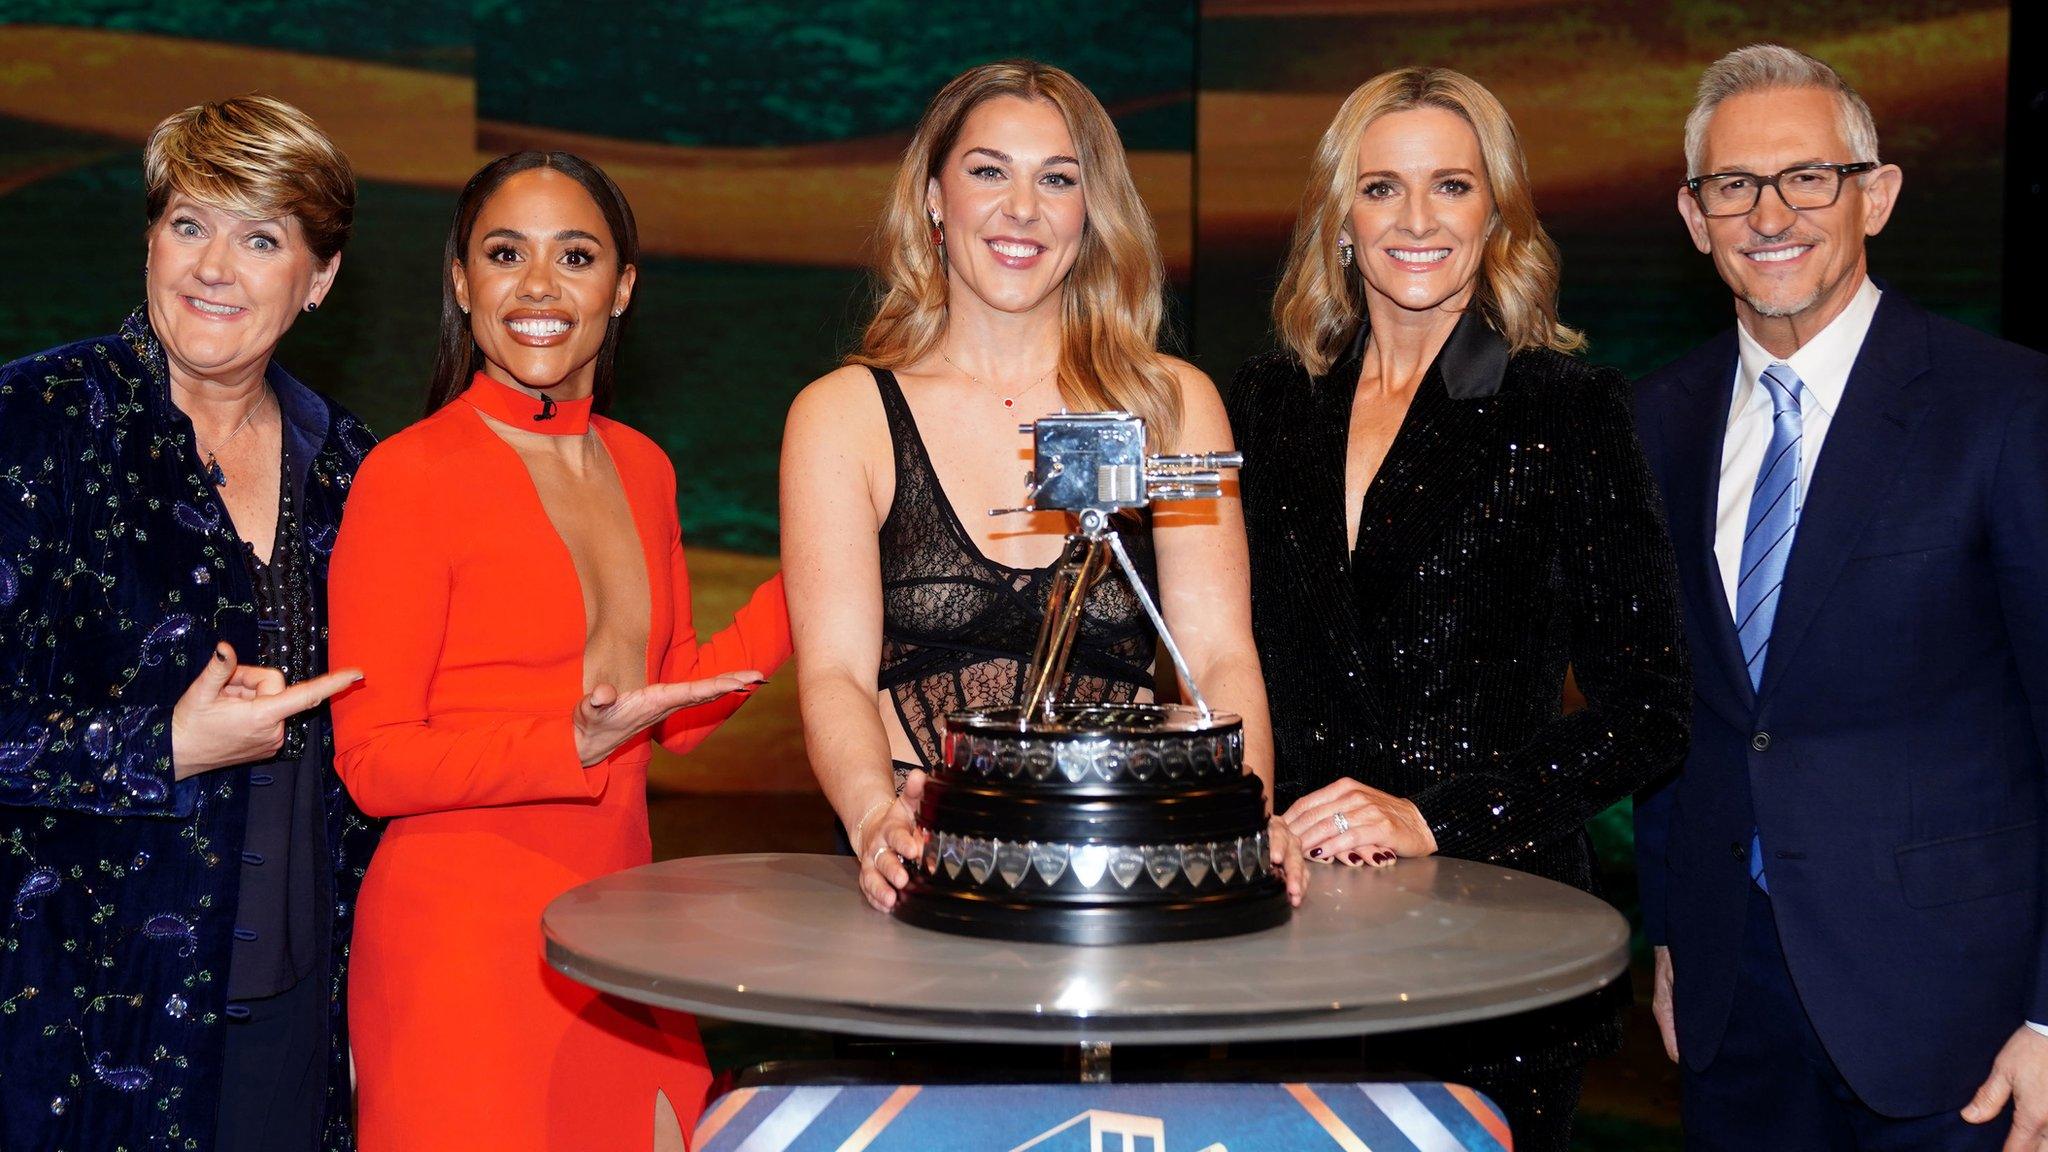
left=144, top=94, right=355, bottom=264
left=1273, top=67, right=1581, bottom=377
left=849, top=60, right=1182, bottom=447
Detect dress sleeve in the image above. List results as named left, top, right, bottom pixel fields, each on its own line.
left=1410, top=370, right=1694, bottom=862
left=328, top=443, right=600, bottom=818
left=653, top=518, right=792, bottom=757
left=0, top=375, right=184, bottom=817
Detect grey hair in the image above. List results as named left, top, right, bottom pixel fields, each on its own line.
left=1683, top=44, right=1881, bottom=177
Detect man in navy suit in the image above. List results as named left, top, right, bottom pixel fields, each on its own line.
left=1633, top=44, right=2048, bottom=1150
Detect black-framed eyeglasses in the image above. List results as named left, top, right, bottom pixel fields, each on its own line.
left=1684, top=162, right=1880, bottom=218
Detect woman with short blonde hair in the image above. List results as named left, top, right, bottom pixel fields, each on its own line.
left=1, top=94, right=374, bottom=1152
left=1229, top=67, right=1688, bottom=1151
left=784, top=59, right=1304, bottom=916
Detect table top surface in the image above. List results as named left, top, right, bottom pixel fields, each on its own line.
left=542, top=852, right=1630, bottom=1044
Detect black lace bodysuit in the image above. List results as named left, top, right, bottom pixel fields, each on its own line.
left=872, top=368, right=1158, bottom=772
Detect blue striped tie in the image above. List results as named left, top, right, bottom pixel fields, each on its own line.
left=1737, top=363, right=1803, bottom=891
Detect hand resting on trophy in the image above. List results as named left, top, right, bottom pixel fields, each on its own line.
left=857, top=768, right=928, bottom=914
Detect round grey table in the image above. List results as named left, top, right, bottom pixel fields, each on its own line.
left=543, top=852, right=1628, bottom=1071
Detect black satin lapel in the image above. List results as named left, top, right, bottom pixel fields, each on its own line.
left=1755, top=303, right=1932, bottom=700
left=1664, top=337, right=1753, bottom=720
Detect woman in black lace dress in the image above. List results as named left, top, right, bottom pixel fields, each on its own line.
left=1226, top=69, right=1690, bottom=1150
left=782, top=60, right=1305, bottom=913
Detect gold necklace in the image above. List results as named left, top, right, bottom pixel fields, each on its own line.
left=941, top=351, right=1056, bottom=410
left=194, top=390, right=270, bottom=487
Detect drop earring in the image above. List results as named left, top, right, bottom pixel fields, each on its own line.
left=1336, top=238, right=1354, bottom=268
left=928, top=210, right=944, bottom=248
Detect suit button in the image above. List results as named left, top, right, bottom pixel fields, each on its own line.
left=1751, top=732, right=1772, bottom=752
left=1730, top=841, right=1746, bottom=859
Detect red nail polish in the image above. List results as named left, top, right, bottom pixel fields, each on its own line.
left=1310, top=847, right=1325, bottom=859
left=1345, top=852, right=1363, bottom=865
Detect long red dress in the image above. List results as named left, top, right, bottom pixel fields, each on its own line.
left=329, top=374, right=789, bottom=1151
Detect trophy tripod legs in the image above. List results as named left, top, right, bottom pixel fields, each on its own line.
left=1019, top=509, right=1218, bottom=724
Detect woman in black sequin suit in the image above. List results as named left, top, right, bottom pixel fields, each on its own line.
left=1226, top=68, right=1690, bottom=1151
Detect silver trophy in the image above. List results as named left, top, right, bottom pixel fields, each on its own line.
left=893, top=413, right=1289, bottom=945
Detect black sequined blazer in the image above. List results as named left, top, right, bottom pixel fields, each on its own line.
left=1227, top=311, right=1691, bottom=902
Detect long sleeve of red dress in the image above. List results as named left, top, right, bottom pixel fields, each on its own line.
left=331, top=421, right=790, bottom=818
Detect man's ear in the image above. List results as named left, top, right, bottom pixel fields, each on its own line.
left=1859, top=163, right=1903, bottom=238
left=1676, top=186, right=1713, bottom=255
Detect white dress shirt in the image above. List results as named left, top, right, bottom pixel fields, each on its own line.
left=1714, top=277, right=1882, bottom=616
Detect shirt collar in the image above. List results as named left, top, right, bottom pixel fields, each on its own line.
left=1331, top=307, right=1511, bottom=399
left=1733, top=276, right=1882, bottom=419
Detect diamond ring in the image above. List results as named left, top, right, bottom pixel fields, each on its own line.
left=1332, top=811, right=1351, bottom=834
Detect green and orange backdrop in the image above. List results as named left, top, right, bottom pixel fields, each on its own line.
left=0, top=0, right=2009, bottom=917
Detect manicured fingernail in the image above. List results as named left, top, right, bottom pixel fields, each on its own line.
left=1374, top=852, right=1396, bottom=865
left=213, top=647, right=229, bottom=663
left=1344, top=852, right=1363, bottom=866
left=1309, top=847, right=1324, bottom=859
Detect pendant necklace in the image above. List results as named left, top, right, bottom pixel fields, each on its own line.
left=194, top=390, right=270, bottom=487
left=941, top=351, right=1056, bottom=410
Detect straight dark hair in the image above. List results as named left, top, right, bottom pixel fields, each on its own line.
left=425, top=150, right=640, bottom=414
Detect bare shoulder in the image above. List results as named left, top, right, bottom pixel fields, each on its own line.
left=784, top=363, right=891, bottom=470
left=789, top=363, right=884, bottom=422
left=1158, top=354, right=1232, bottom=449
left=1159, top=354, right=1219, bottom=397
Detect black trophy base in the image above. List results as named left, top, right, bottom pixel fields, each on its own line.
left=892, top=879, right=1290, bottom=946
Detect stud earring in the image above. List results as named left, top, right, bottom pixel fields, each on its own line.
left=1336, top=239, right=1354, bottom=268
left=304, top=301, right=319, bottom=313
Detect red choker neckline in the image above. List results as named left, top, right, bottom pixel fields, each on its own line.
left=459, top=370, right=593, bottom=435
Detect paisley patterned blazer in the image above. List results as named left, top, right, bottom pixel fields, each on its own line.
left=0, top=310, right=379, bottom=1151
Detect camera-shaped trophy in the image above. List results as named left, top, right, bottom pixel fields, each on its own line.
left=894, top=412, right=1290, bottom=944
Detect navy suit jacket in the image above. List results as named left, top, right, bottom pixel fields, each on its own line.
left=1633, top=289, right=2048, bottom=1117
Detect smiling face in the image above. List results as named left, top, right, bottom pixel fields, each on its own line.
left=926, top=95, right=1086, bottom=319
left=452, top=167, right=635, bottom=398
left=1678, top=86, right=1900, bottom=342
left=1343, top=106, right=1494, bottom=324
left=144, top=194, right=338, bottom=391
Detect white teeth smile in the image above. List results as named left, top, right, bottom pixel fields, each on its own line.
left=987, top=241, right=1044, bottom=258
left=189, top=299, right=243, bottom=316
left=508, top=319, right=571, bottom=337
left=1389, top=248, right=1451, bottom=264
left=1745, top=246, right=1811, bottom=263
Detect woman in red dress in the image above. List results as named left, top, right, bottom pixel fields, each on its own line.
left=329, top=152, right=789, bottom=1151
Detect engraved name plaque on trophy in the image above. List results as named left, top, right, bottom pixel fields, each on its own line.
left=894, top=413, right=1291, bottom=945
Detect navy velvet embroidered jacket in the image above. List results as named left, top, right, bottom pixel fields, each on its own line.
left=1227, top=315, right=1692, bottom=1052
left=0, top=311, right=379, bottom=1151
